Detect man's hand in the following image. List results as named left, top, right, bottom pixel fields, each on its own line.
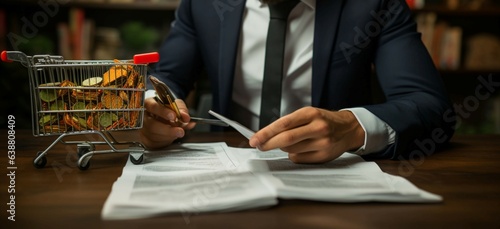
left=140, top=97, right=196, bottom=149
left=249, top=107, right=365, bottom=163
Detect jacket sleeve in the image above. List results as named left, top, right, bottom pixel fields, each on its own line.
left=148, top=0, right=203, bottom=99
left=362, top=0, right=456, bottom=160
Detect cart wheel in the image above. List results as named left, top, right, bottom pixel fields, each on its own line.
left=33, top=152, right=47, bottom=169
left=130, top=154, right=144, bottom=165
left=77, top=144, right=92, bottom=158
left=77, top=144, right=92, bottom=170
left=78, top=160, right=91, bottom=170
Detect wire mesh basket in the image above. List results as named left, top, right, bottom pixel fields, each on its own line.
left=2, top=51, right=159, bottom=170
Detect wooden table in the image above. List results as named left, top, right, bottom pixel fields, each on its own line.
left=1, top=129, right=499, bottom=228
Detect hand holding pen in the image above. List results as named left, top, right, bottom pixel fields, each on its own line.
left=148, top=75, right=228, bottom=127
left=140, top=76, right=228, bottom=149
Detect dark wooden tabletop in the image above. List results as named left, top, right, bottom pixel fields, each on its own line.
left=1, top=129, right=499, bottom=228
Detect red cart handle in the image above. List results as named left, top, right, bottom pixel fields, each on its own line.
left=1, top=50, right=13, bottom=62
left=133, top=52, right=159, bottom=64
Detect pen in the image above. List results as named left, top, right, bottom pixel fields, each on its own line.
left=149, top=76, right=229, bottom=127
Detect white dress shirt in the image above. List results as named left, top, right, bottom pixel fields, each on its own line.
left=231, top=0, right=395, bottom=155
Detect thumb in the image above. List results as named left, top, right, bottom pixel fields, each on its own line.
left=174, top=99, right=195, bottom=129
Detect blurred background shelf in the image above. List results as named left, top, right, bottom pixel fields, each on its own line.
left=413, top=6, right=500, bottom=16
left=409, top=0, right=500, bottom=134
left=2, top=0, right=180, bottom=10
left=0, top=0, right=179, bottom=128
left=1, top=0, right=499, bottom=134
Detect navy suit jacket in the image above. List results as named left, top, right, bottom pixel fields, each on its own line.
left=151, top=0, right=456, bottom=159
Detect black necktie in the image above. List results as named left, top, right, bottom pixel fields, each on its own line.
left=259, top=0, right=300, bottom=129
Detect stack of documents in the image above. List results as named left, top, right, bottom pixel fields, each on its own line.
left=102, top=143, right=441, bottom=220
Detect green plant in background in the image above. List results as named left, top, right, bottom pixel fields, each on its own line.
left=120, top=21, right=159, bottom=51
left=18, top=35, right=55, bottom=55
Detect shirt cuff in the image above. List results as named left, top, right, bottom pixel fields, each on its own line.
left=145, top=89, right=156, bottom=99
left=342, top=108, right=395, bottom=155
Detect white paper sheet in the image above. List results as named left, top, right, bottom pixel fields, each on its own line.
left=101, top=143, right=442, bottom=220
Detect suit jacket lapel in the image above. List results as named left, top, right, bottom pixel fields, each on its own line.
left=218, top=0, right=246, bottom=115
left=312, top=0, right=345, bottom=107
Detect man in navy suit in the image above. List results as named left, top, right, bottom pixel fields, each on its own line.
left=140, top=0, right=456, bottom=163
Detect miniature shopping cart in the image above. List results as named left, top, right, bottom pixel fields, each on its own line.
left=2, top=50, right=159, bottom=170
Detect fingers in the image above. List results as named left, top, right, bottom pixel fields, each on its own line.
left=141, top=111, right=184, bottom=141
left=144, top=97, right=178, bottom=123
left=282, top=137, right=348, bottom=163
left=259, top=123, right=320, bottom=151
left=174, top=99, right=196, bottom=130
left=248, top=107, right=364, bottom=164
left=140, top=110, right=185, bottom=149
left=280, top=137, right=325, bottom=154
left=140, top=97, right=195, bottom=149
left=174, top=98, right=189, bottom=116
left=249, top=107, right=323, bottom=150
